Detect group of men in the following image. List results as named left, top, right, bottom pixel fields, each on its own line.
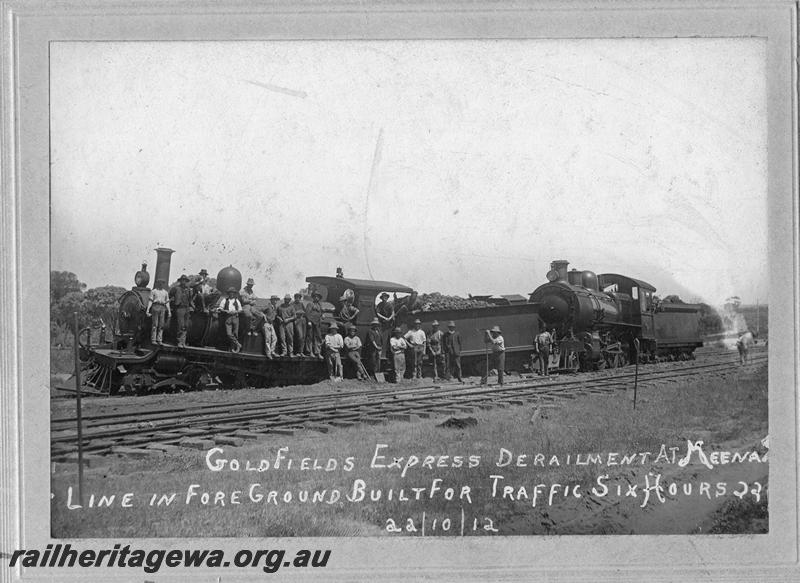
left=388, top=319, right=464, bottom=383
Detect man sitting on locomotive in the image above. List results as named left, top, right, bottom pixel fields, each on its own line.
left=481, top=325, right=506, bottom=386
left=217, top=287, right=243, bottom=353
left=323, top=322, right=344, bottom=381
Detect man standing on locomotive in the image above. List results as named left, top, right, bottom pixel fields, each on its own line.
left=169, top=274, right=193, bottom=348
left=276, top=294, right=296, bottom=357
left=535, top=328, right=553, bottom=376
left=376, top=292, right=395, bottom=347
left=146, top=278, right=171, bottom=345
left=428, top=320, right=445, bottom=381
left=443, top=320, right=463, bottom=383
left=217, top=287, right=243, bottom=353
left=305, top=291, right=324, bottom=359
left=404, top=319, right=427, bottom=379
left=262, top=295, right=279, bottom=359
left=292, top=293, right=307, bottom=356
left=481, top=325, right=506, bottom=386
left=240, top=278, right=259, bottom=332
left=324, top=322, right=344, bottom=381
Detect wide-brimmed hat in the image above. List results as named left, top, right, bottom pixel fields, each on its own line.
left=347, top=324, right=357, bottom=332
left=312, top=291, right=322, bottom=298
left=226, top=286, right=237, bottom=293
left=283, top=294, right=291, bottom=300
left=179, top=274, right=189, bottom=282
left=370, top=318, right=380, bottom=326
left=198, top=269, right=208, bottom=276
left=270, top=294, right=279, bottom=300
left=294, top=292, right=302, bottom=298
left=414, top=319, right=421, bottom=324
left=490, top=325, right=502, bottom=333
left=393, top=327, right=402, bottom=334
left=447, top=320, right=456, bottom=327
left=329, top=322, right=339, bottom=330
left=155, top=278, right=165, bottom=284
left=431, top=320, right=439, bottom=326
left=380, top=292, right=390, bottom=299
left=246, top=278, right=255, bottom=285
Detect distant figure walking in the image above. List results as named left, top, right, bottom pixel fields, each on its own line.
left=737, top=330, right=754, bottom=365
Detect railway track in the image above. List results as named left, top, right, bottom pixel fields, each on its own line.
left=51, top=349, right=767, bottom=463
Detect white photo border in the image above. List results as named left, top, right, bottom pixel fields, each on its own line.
left=1, top=1, right=797, bottom=581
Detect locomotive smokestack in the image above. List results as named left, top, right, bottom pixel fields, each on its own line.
left=154, top=247, right=175, bottom=286
left=550, top=260, right=569, bottom=282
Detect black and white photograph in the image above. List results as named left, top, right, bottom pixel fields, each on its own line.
left=48, top=37, right=769, bottom=537
left=2, top=1, right=798, bottom=581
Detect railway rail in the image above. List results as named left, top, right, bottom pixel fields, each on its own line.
left=50, top=347, right=767, bottom=463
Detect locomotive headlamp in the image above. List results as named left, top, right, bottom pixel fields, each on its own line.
left=546, top=269, right=559, bottom=282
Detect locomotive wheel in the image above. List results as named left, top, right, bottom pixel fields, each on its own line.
left=181, top=364, right=214, bottom=391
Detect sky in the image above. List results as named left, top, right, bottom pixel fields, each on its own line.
left=50, top=39, right=768, bottom=304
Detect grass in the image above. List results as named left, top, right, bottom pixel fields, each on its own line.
left=51, top=361, right=768, bottom=537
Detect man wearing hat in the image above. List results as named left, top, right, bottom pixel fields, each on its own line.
left=365, top=318, right=383, bottom=380
left=535, top=328, right=554, bottom=376
left=481, top=325, right=506, bottom=386
left=337, top=294, right=360, bottom=328
left=305, top=291, right=324, bottom=358
left=169, top=274, right=194, bottom=348
left=240, top=278, right=259, bottom=332
left=146, top=278, right=171, bottom=345
left=276, top=294, right=296, bottom=356
left=376, top=292, right=394, bottom=332
left=404, top=319, right=427, bottom=379
left=262, top=295, right=279, bottom=358
left=323, top=322, right=344, bottom=380
left=344, top=324, right=368, bottom=380
left=292, top=293, right=307, bottom=356
left=389, top=327, right=409, bottom=382
left=427, top=321, right=446, bottom=381
left=217, top=287, right=243, bottom=353
left=443, top=320, right=463, bottom=382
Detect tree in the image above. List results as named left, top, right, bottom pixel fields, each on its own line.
left=50, top=271, right=86, bottom=302
left=83, top=285, right=127, bottom=332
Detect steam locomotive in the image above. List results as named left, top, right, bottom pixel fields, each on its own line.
left=78, top=250, right=703, bottom=395
left=529, top=260, right=704, bottom=372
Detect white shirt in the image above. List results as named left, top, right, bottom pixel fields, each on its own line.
left=489, top=334, right=505, bottom=352
left=324, top=333, right=344, bottom=352
left=217, top=296, right=242, bottom=314
left=390, top=337, right=408, bottom=353
left=404, top=329, right=426, bottom=346
left=148, top=288, right=169, bottom=307
left=344, top=336, right=362, bottom=351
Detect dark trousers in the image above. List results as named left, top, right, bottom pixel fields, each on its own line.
left=306, top=322, right=321, bottom=357
left=448, top=353, right=462, bottom=381
left=481, top=351, right=505, bottom=385
left=278, top=322, right=294, bottom=355
left=175, top=307, right=191, bottom=347
left=293, top=317, right=306, bottom=355
left=538, top=347, right=551, bottom=375
left=366, top=349, right=380, bottom=379
left=224, top=314, right=240, bottom=350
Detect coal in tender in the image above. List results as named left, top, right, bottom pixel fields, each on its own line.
left=437, top=416, right=478, bottom=429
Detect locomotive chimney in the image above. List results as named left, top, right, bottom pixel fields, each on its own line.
left=154, top=247, right=175, bottom=286
left=550, top=260, right=569, bottom=282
